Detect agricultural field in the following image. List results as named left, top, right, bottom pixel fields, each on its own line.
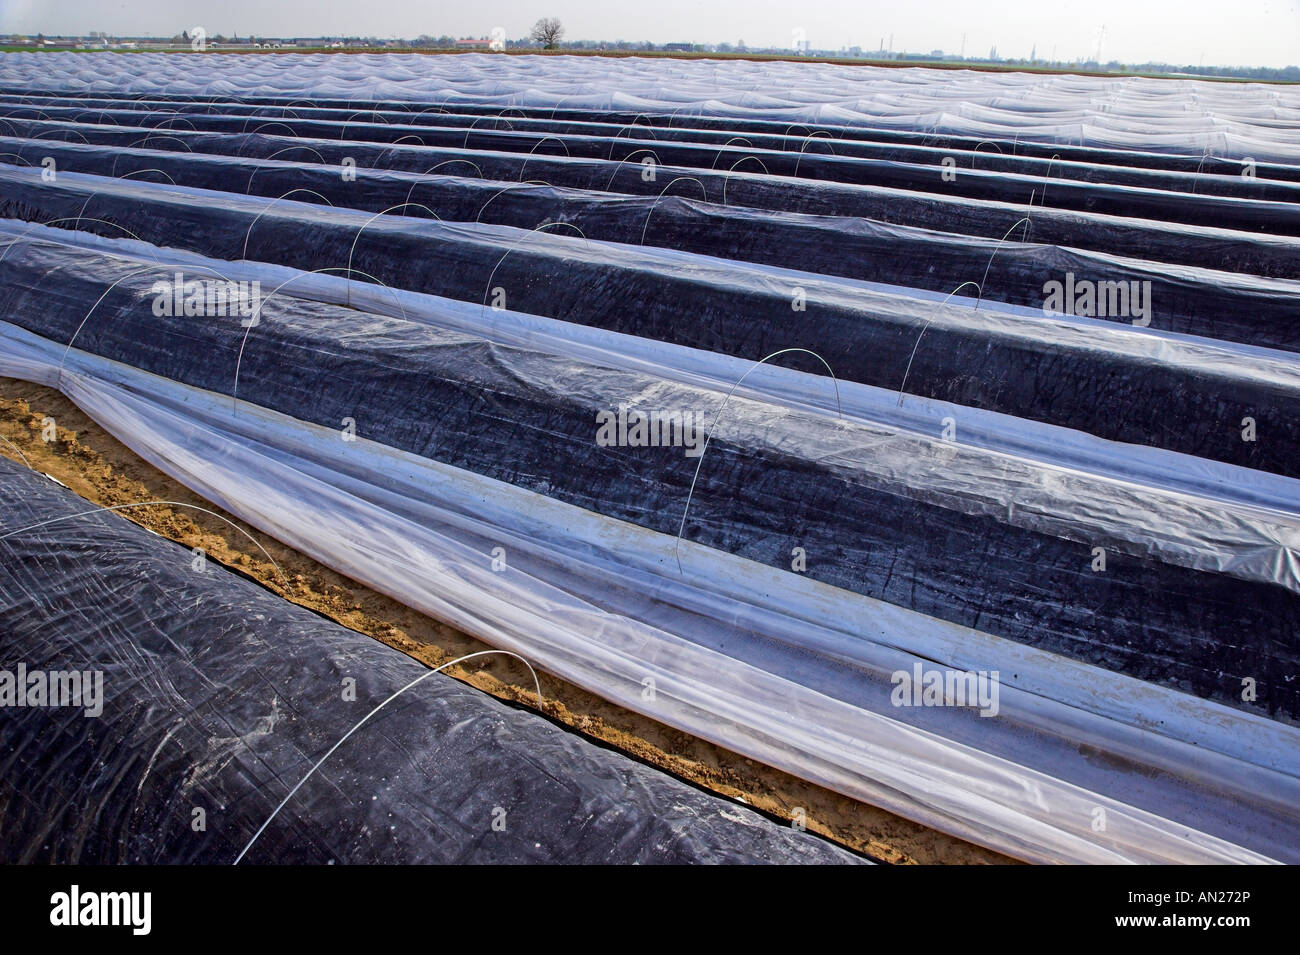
left=0, top=51, right=1297, bottom=871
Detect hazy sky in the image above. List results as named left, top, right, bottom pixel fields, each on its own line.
left=3, top=0, right=1297, bottom=68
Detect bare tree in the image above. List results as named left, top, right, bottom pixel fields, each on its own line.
left=530, top=17, right=564, bottom=50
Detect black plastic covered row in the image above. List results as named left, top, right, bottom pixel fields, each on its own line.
left=4, top=85, right=1297, bottom=181
left=4, top=174, right=1297, bottom=479
left=4, top=102, right=1298, bottom=212
left=9, top=118, right=1300, bottom=279
left=6, top=112, right=1299, bottom=236
left=0, top=458, right=860, bottom=864
left=8, top=139, right=1298, bottom=352
left=3, top=239, right=1296, bottom=719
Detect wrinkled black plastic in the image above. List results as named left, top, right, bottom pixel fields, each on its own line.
left=0, top=458, right=860, bottom=864
left=5, top=172, right=1298, bottom=479
left=3, top=239, right=1296, bottom=719
left=9, top=139, right=1300, bottom=351
left=7, top=116, right=1300, bottom=278
left=4, top=86, right=1297, bottom=181
left=6, top=104, right=1299, bottom=232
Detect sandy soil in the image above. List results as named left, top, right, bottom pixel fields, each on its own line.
left=0, top=375, right=1013, bottom=864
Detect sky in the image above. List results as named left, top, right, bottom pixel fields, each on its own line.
left=2, top=0, right=1297, bottom=68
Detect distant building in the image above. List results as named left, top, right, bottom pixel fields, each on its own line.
left=455, top=37, right=491, bottom=49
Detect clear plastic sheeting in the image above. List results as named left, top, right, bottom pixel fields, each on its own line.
left=4, top=177, right=1299, bottom=480
left=6, top=225, right=1300, bottom=705
left=3, top=97, right=1298, bottom=201
left=8, top=118, right=1300, bottom=278
left=2, top=52, right=1298, bottom=162
left=5, top=107, right=1300, bottom=234
left=1, top=261, right=1298, bottom=864
left=3, top=53, right=1298, bottom=866
left=0, top=459, right=863, bottom=864
left=5, top=88, right=1299, bottom=183
left=6, top=147, right=1300, bottom=351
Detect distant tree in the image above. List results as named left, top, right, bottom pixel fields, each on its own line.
left=530, top=17, right=564, bottom=49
